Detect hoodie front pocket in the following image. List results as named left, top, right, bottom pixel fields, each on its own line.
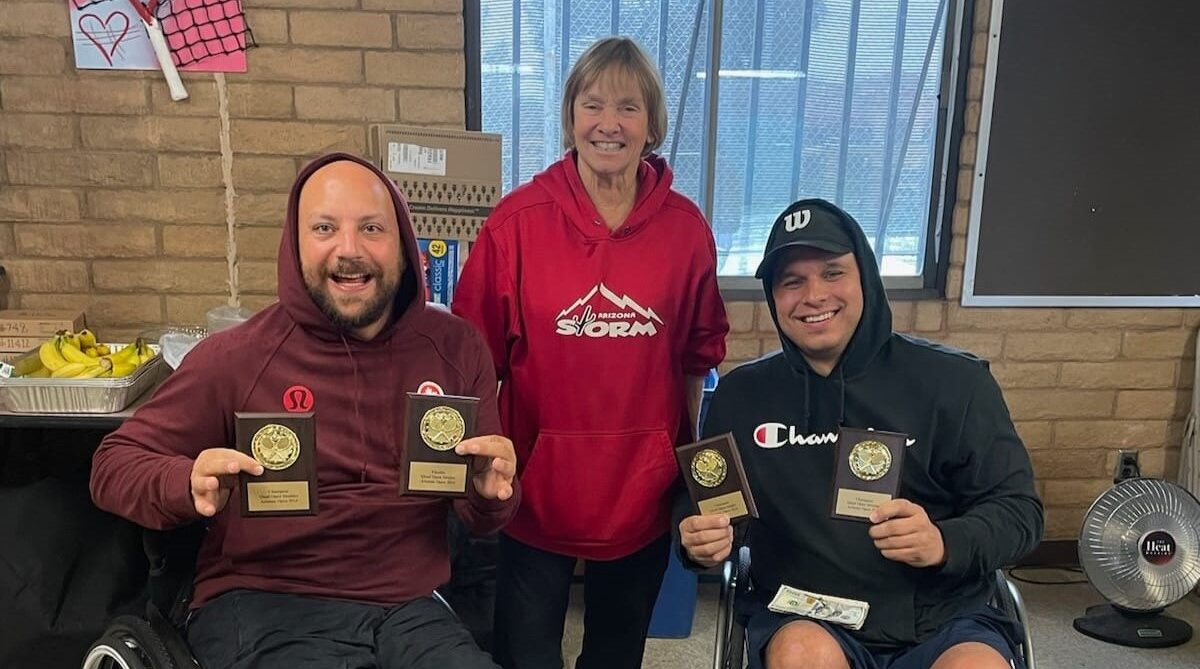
left=519, top=429, right=678, bottom=545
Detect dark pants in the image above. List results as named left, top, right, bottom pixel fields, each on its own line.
left=444, top=511, right=499, bottom=653
left=493, top=533, right=671, bottom=669
left=187, top=589, right=499, bottom=669
left=745, top=603, right=1024, bottom=669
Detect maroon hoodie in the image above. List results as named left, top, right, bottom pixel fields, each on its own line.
left=90, top=152, right=518, bottom=608
left=453, top=153, right=728, bottom=560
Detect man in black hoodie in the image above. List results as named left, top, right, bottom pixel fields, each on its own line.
left=676, top=199, right=1043, bottom=669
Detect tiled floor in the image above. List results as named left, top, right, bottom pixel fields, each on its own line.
left=561, top=570, right=1200, bottom=668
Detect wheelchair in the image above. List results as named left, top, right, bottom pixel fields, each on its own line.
left=80, top=523, right=464, bottom=669
left=712, top=546, right=1036, bottom=669
left=81, top=524, right=205, bottom=669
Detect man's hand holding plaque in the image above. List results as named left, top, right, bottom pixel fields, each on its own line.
left=867, top=499, right=946, bottom=567
left=235, top=412, right=318, bottom=517
left=190, top=448, right=264, bottom=517
left=830, top=427, right=906, bottom=522
left=400, top=393, right=479, bottom=497
left=675, top=433, right=758, bottom=521
left=454, top=434, right=517, bottom=501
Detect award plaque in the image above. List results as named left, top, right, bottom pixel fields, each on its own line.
left=831, top=427, right=907, bottom=522
left=675, top=433, right=758, bottom=522
left=400, top=393, right=478, bottom=497
left=236, top=412, right=318, bottom=517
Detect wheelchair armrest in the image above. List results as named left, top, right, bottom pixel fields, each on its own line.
left=431, top=588, right=461, bottom=622
left=992, top=569, right=1019, bottom=621
left=720, top=545, right=753, bottom=600
left=143, top=524, right=206, bottom=625
left=993, top=568, right=1036, bottom=669
left=735, top=545, right=751, bottom=594
left=714, top=545, right=752, bottom=669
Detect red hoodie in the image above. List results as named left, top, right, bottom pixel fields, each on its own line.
left=90, top=153, right=519, bottom=608
left=453, top=153, right=728, bottom=560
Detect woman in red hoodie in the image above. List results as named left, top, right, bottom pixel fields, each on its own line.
left=454, top=37, right=729, bottom=669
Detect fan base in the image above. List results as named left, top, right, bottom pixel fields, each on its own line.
left=1073, top=604, right=1193, bottom=648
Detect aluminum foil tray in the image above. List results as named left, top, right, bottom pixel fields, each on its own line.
left=0, top=343, right=164, bottom=414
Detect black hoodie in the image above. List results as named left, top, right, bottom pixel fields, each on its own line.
left=684, top=199, right=1043, bottom=650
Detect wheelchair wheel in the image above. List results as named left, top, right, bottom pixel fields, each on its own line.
left=82, top=615, right=178, bottom=669
left=83, top=633, right=148, bottom=669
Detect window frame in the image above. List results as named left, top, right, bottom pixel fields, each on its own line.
left=465, top=0, right=974, bottom=301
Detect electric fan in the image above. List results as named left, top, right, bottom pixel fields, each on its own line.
left=1074, top=476, right=1200, bottom=647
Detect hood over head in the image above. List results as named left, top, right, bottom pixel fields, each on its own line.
left=760, top=198, right=892, bottom=381
left=277, top=152, right=425, bottom=342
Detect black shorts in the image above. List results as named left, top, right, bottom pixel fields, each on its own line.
left=744, top=600, right=1025, bottom=669
left=187, top=589, right=498, bottom=669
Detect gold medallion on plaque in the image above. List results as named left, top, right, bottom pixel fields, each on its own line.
left=690, top=448, right=728, bottom=488
left=251, top=423, right=301, bottom=471
left=848, top=439, right=891, bottom=481
left=420, top=406, right=466, bottom=451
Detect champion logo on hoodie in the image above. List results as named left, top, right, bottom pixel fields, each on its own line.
left=554, top=282, right=664, bottom=338
left=753, top=423, right=917, bottom=449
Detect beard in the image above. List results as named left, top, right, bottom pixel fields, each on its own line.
left=303, top=258, right=401, bottom=332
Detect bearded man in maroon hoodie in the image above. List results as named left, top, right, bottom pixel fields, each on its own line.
left=90, top=154, right=519, bottom=669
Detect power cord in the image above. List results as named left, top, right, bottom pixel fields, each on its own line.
left=1006, top=565, right=1088, bottom=585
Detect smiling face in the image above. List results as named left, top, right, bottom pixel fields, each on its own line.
left=571, top=67, right=652, bottom=184
left=771, top=246, right=864, bottom=376
left=298, top=160, right=404, bottom=341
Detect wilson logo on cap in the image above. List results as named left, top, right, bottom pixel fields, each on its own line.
left=783, top=209, right=812, bottom=232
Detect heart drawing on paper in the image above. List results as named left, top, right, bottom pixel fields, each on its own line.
left=78, top=12, right=131, bottom=67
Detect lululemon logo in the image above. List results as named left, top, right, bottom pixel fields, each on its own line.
left=283, top=385, right=314, bottom=412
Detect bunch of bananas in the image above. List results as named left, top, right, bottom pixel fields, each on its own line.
left=27, top=329, right=156, bottom=379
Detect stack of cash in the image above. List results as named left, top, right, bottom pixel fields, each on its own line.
left=767, top=585, right=869, bottom=631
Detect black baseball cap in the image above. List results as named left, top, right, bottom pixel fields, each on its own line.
left=754, top=199, right=856, bottom=279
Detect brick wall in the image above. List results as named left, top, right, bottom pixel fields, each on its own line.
left=720, top=0, right=1199, bottom=540
left=0, top=0, right=1195, bottom=540
left=0, top=0, right=465, bottom=334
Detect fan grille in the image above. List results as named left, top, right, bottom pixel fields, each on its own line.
left=1079, top=478, right=1200, bottom=610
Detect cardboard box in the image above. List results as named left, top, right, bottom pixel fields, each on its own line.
left=368, top=125, right=502, bottom=243
left=0, top=336, right=48, bottom=353
left=417, top=238, right=461, bottom=307
left=0, top=351, right=25, bottom=364
left=0, top=310, right=86, bottom=338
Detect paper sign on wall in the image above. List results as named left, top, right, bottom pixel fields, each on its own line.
left=70, top=0, right=253, bottom=73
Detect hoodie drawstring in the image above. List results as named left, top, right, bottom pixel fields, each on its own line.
left=793, top=364, right=846, bottom=430
left=340, top=333, right=369, bottom=483
left=791, top=365, right=812, bottom=433
left=838, top=367, right=847, bottom=426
